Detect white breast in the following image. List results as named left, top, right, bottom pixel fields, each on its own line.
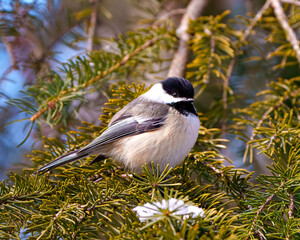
left=108, top=111, right=200, bottom=173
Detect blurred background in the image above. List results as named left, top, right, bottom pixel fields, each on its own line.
left=0, top=0, right=276, bottom=180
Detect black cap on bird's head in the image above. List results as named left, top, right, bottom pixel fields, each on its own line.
left=161, top=77, right=194, bottom=100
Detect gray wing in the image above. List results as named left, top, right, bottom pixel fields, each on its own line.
left=78, top=116, right=165, bottom=155
left=108, top=97, right=170, bottom=127
left=78, top=98, right=170, bottom=155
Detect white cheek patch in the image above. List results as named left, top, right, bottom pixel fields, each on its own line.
left=143, top=83, right=188, bottom=104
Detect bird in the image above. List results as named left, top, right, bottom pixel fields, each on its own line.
left=35, top=77, right=200, bottom=174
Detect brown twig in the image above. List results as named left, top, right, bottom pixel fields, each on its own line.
left=151, top=8, right=186, bottom=28
left=167, top=0, right=207, bottom=77
left=271, top=0, right=300, bottom=66
left=286, top=195, right=293, bottom=240
left=245, top=193, right=275, bottom=240
left=221, top=0, right=272, bottom=133
left=2, top=38, right=18, bottom=68
left=205, top=29, right=215, bottom=84
left=242, top=0, right=272, bottom=43
left=281, top=0, right=300, bottom=7
left=288, top=193, right=294, bottom=218
left=30, top=36, right=161, bottom=122
left=86, top=0, right=99, bottom=52
left=160, top=8, right=186, bottom=20
left=0, top=65, right=17, bottom=82
left=221, top=58, right=234, bottom=134
left=254, top=230, right=265, bottom=240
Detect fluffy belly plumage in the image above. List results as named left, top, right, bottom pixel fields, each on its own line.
left=107, top=113, right=200, bottom=173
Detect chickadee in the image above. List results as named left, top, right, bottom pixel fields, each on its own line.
left=35, top=77, right=200, bottom=174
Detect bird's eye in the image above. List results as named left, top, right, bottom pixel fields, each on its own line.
left=173, top=92, right=178, bottom=97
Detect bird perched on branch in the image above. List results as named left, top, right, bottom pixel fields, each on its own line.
left=35, top=77, right=200, bottom=174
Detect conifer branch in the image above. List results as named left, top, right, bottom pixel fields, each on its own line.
left=244, top=87, right=300, bottom=162
left=199, top=158, right=250, bottom=207
left=36, top=201, right=68, bottom=240
left=2, top=5, right=300, bottom=239
left=241, top=0, right=272, bottom=43
left=168, top=0, right=207, bottom=77
left=30, top=35, right=161, bottom=122
left=245, top=193, right=275, bottom=240
left=72, top=196, right=115, bottom=239
left=226, top=0, right=272, bottom=76
left=271, top=0, right=300, bottom=66
left=222, top=0, right=271, bottom=133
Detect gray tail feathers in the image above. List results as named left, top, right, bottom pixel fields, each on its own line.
left=34, top=150, right=88, bottom=175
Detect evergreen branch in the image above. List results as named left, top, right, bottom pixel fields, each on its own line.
left=2, top=4, right=300, bottom=238
left=36, top=200, right=69, bottom=240
left=245, top=193, right=275, bottom=240
left=244, top=169, right=296, bottom=240
left=222, top=0, right=271, bottom=133
left=225, top=0, right=272, bottom=89
left=196, top=156, right=251, bottom=209
left=30, top=35, right=162, bottom=122
left=30, top=101, right=57, bottom=122
left=203, top=161, right=223, bottom=176
left=271, top=0, right=300, bottom=66
left=189, top=2, right=271, bottom=132
left=244, top=87, right=300, bottom=163
left=72, top=195, right=114, bottom=239
left=241, top=0, right=272, bottom=43
left=168, top=0, right=207, bottom=77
